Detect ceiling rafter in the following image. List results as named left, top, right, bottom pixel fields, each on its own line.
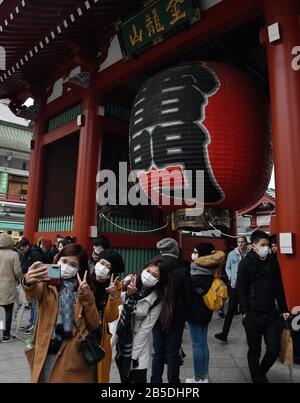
left=0, top=0, right=142, bottom=97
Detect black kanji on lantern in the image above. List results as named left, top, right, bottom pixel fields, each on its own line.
left=129, top=62, right=224, bottom=204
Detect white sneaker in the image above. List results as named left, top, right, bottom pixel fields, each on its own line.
left=185, top=377, right=209, bottom=383
left=186, top=377, right=196, bottom=383
left=198, top=379, right=209, bottom=383
left=24, top=325, right=34, bottom=334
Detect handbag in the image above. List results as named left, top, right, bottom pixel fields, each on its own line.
left=79, top=333, right=105, bottom=366
left=73, top=321, right=105, bottom=366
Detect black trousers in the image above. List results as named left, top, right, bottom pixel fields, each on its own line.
left=1, top=303, right=14, bottom=338
left=128, top=369, right=147, bottom=383
left=151, top=322, right=185, bottom=383
left=243, top=312, right=283, bottom=383
left=222, top=287, right=239, bottom=336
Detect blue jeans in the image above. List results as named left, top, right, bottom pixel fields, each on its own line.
left=29, top=301, right=37, bottom=327
left=188, top=323, right=209, bottom=379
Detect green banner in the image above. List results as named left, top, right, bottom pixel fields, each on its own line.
left=118, top=0, right=201, bottom=58
left=0, top=172, right=8, bottom=194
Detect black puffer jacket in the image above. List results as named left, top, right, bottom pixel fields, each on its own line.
left=237, top=251, right=288, bottom=315
left=187, top=273, right=214, bottom=326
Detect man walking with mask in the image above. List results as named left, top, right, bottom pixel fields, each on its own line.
left=237, top=230, right=289, bottom=383
left=215, top=236, right=248, bottom=343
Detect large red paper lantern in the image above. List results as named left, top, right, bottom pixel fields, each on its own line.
left=129, top=61, right=272, bottom=211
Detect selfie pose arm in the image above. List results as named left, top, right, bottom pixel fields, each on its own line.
left=21, top=261, right=49, bottom=301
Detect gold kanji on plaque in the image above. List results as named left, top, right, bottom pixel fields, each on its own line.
left=146, top=14, right=156, bottom=37
left=166, top=0, right=186, bottom=25
left=146, top=8, right=165, bottom=37
left=129, top=24, right=143, bottom=46
left=152, top=8, right=165, bottom=33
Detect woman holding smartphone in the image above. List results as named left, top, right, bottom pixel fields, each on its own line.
left=21, top=243, right=100, bottom=383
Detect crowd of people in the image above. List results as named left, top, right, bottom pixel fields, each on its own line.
left=0, top=231, right=290, bottom=383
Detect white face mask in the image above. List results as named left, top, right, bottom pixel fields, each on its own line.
left=256, top=246, right=269, bottom=259
left=191, top=253, right=198, bottom=261
left=95, top=263, right=110, bottom=279
left=141, top=270, right=159, bottom=288
left=59, top=261, right=78, bottom=279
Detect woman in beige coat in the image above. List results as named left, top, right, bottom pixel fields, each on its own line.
left=0, top=233, right=23, bottom=342
left=21, top=243, right=100, bottom=383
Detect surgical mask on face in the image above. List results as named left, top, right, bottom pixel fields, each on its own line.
left=141, top=270, right=159, bottom=288
left=95, top=263, right=110, bottom=279
left=191, top=253, right=198, bottom=261
left=256, top=246, right=269, bottom=259
left=59, top=261, right=78, bottom=279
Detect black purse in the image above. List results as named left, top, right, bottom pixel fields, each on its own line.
left=74, top=321, right=105, bottom=366
left=79, top=333, right=105, bottom=366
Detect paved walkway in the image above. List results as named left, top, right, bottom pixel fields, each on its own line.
left=1, top=306, right=299, bottom=383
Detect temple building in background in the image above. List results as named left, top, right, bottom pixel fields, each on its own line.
left=0, top=0, right=299, bottom=310
left=0, top=101, right=32, bottom=237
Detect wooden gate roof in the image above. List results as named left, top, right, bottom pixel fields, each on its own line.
left=0, top=0, right=142, bottom=99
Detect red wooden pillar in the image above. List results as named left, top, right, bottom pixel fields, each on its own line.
left=24, top=113, right=46, bottom=242
left=73, top=87, right=103, bottom=251
left=177, top=230, right=183, bottom=249
left=263, top=0, right=300, bottom=309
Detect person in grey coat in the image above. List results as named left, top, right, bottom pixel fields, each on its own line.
left=0, top=233, right=23, bottom=342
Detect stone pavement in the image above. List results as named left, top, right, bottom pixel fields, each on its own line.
left=0, top=306, right=299, bottom=383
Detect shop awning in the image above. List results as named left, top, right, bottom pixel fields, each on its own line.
left=0, top=221, right=24, bottom=231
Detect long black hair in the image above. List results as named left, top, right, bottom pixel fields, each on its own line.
left=54, top=243, right=90, bottom=285
left=136, top=257, right=173, bottom=332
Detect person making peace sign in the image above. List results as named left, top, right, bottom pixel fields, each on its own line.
left=92, top=249, right=125, bottom=383
left=115, top=258, right=173, bottom=384
left=21, top=243, right=100, bottom=383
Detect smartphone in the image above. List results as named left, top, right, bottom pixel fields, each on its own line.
left=46, top=264, right=61, bottom=279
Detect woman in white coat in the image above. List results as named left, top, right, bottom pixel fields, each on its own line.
left=116, top=257, right=172, bottom=383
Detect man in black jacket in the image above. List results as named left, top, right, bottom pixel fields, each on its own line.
left=16, top=238, right=45, bottom=274
left=237, top=230, right=290, bottom=383
left=151, top=238, right=191, bottom=383
left=16, top=238, right=46, bottom=334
